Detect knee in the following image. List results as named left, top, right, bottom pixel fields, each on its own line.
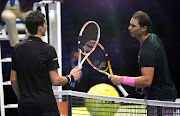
left=2, top=14, right=16, bottom=23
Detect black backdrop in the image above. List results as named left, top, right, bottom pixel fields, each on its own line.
left=1, top=0, right=179, bottom=115
left=60, top=0, right=179, bottom=98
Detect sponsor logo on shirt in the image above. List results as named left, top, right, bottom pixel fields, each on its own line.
left=53, top=58, right=58, bottom=61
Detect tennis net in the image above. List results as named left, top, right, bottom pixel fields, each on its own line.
left=54, top=90, right=180, bottom=116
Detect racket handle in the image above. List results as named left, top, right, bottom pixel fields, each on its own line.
left=116, top=84, right=129, bottom=97
left=70, top=81, right=76, bottom=87
left=108, top=75, right=129, bottom=97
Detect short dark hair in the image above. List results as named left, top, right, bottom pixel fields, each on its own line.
left=132, top=11, right=152, bottom=33
left=25, top=11, right=45, bottom=35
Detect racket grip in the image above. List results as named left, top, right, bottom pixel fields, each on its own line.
left=116, top=84, right=129, bottom=97
left=108, top=75, right=129, bottom=97
left=70, top=81, right=76, bottom=87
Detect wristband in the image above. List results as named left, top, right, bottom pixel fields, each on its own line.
left=123, top=76, right=135, bottom=87
left=66, top=75, right=74, bottom=84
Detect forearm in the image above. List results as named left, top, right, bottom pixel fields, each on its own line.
left=133, top=76, right=152, bottom=87
left=52, top=76, right=69, bottom=86
left=10, top=70, right=19, bottom=99
left=50, top=67, right=81, bottom=86
left=111, top=75, right=152, bottom=87
left=11, top=80, right=19, bottom=99
left=111, top=67, right=154, bottom=87
left=123, top=76, right=150, bottom=87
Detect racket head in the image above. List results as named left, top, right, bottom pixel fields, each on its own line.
left=85, top=42, right=129, bottom=97
left=85, top=41, right=113, bottom=76
left=78, top=21, right=100, bottom=55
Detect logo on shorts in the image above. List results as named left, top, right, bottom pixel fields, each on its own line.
left=53, top=58, right=58, bottom=61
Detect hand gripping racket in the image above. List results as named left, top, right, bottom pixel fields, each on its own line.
left=70, top=21, right=100, bottom=87
left=85, top=41, right=129, bottom=97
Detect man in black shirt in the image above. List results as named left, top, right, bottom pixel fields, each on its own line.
left=110, top=11, right=176, bottom=114
left=10, top=11, right=82, bottom=116
left=110, top=10, right=176, bottom=100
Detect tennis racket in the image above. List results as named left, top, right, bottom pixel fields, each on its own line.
left=85, top=41, right=129, bottom=97
left=70, top=21, right=100, bottom=87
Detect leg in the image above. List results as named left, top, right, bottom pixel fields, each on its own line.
left=1, top=9, right=19, bottom=47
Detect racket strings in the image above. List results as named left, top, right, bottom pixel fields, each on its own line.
left=88, top=45, right=109, bottom=71
left=82, top=23, right=98, bottom=40
left=83, top=41, right=95, bottom=53
left=79, top=23, right=98, bottom=53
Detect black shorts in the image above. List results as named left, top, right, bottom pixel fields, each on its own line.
left=19, top=111, right=60, bottom=116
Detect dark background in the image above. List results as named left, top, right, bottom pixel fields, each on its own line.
left=60, top=0, right=179, bottom=98
left=1, top=0, right=179, bottom=115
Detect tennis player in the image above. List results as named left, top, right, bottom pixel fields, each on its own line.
left=10, top=11, right=82, bottom=116
left=110, top=11, right=177, bottom=101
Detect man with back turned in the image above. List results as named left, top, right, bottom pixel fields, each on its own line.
left=10, top=11, right=82, bottom=116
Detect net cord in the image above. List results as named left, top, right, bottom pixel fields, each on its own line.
left=54, top=90, right=180, bottom=108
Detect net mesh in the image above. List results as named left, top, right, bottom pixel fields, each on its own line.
left=55, top=91, right=180, bottom=116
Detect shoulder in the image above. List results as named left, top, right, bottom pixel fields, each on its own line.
left=149, top=33, right=160, bottom=43
left=44, top=44, right=57, bottom=55
left=14, top=39, right=28, bottom=49
left=146, top=33, right=161, bottom=50
left=44, top=43, right=55, bottom=50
